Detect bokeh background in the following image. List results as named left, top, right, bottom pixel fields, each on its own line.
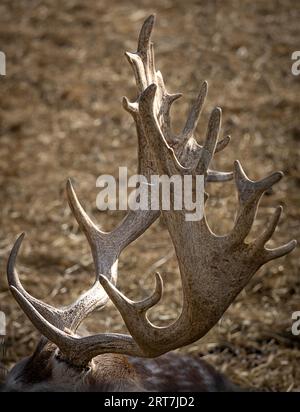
left=0, top=0, right=299, bottom=391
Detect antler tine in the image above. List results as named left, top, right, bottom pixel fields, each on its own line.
left=254, top=205, right=283, bottom=249
left=196, top=107, right=221, bottom=175
left=206, top=136, right=233, bottom=182
left=207, top=170, right=233, bottom=182
left=215, top=135, right=231, bottom=153
left=99, top=272, right=163, bottom=314
left=8, top=178, right=160, bottom=334
left=251, top=206, right=297, bottom=263
left=182, top=81, right=208, bottom=142
left=66, top=180, right=108, bottom=276
left=55, top=16, right=294, bottom=360
left=138, top=83, right=226, bottom=184
left=139, top=84, right=187, bottom=175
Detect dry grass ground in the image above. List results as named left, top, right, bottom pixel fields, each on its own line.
left=0, top=0, right=299, bottom=391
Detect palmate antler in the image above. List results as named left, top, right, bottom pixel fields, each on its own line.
left=7, top=16, right=296, bottom=367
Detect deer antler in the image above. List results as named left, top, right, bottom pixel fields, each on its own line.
left=7, top=15, right=296, bottom=367
left=124, top=15, right=232, bottom=181
left=95, top=84, right=296, bottom=358
left=8, top=170, right=162, bottom=333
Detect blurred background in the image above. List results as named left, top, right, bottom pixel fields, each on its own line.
left=0, top=0, right=299, bottom=391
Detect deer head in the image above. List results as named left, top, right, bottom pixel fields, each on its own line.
left=2, top=15, right=296, bottom=392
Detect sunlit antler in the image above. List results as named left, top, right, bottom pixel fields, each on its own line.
left=7, top=15, right=296, bottom=367
left=124, top=15, right=232, bottom=181
left=7, top=15, right=230, bottom=336
left=95, top=82, right=296, bottom=358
